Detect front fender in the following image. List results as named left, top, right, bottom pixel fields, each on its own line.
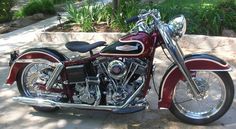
left=5, top=48, right=67, bottom=85
left=158, top=54, right=231, bottom=108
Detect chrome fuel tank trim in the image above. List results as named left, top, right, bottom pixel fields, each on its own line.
left=100, top=39, right=145, bottom=56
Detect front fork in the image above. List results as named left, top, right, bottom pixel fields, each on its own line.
left=160, top=29, right=201, bottom=97
left=167, top=40, right=201, bottom=96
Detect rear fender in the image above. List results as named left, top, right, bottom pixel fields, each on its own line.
left=158, top=54, right=231, bottom=108
left=5, top=48, right=67, bottom=85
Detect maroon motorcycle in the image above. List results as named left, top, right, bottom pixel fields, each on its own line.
left=4, top=10, right=234, bottom=124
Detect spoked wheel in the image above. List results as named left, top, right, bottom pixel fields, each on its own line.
left=169, top=71, right=234, bottom=125
left=16, top=63, right=64, bottom=112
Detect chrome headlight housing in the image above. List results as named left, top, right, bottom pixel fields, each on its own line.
left=167, top=15, right=186, bottom=39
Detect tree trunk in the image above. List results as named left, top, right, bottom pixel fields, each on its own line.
left=112, top=0, right=120, bottom=11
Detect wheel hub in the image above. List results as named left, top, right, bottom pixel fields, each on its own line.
left=187, top=77, right=209, bottom=100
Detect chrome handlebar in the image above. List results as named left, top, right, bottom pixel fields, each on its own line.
left=128, top=9, right=162, bottom=33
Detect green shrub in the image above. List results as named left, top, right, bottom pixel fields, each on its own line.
left=65, top=0, right=236, bottom=34
left=66, top=2, right=94, bottom=31
left=0, top=0, right=14, bottom=23
left=66, top=0, right=141, bottom=32
left=217, top=0, right=236, bottom=32
left=66, top=2, right=81, bottom=23
left=152, top=0, right=236, bottom=35
left=110, top=0, right=141, bottom=32
left=14, top=0, right=56, bottom=19
left=96, top=4, right=113, bottom=24
left=112, top=0, right=236, bottom=35
left=66, top=1, right=106, bottom=31
left=13, top=9, right=24, bottom=19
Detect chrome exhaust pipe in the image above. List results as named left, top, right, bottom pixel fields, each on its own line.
left=13, top=97, right=57, bottom=108
left=12, top=97, right=146, bottom=113
left=12, top=97, right=116, bottom=110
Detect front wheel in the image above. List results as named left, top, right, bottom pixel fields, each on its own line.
left=169, top=71, right=234, bottom=125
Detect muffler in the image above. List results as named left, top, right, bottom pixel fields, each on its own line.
left=13, top=97, right=57, bottom=108
left=12, top=96, right=115, bottom=110
left=13, top=96, right=147, bottom=113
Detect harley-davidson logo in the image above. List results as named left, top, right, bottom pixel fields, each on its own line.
left=115, top=45, right=138, bottom=51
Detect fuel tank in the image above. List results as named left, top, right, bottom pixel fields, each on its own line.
left=100, top=32, right=153, bottom=57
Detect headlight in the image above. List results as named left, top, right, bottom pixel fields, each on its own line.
left=167, top=15, right=186, bottom=39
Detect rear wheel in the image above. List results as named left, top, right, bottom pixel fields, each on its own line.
left=169, top=71, right=234, bottom=125
left=16, top=63, right=64, bottom=112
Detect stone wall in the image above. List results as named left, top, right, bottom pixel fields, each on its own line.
left=36, top=32, right=236, bottom=65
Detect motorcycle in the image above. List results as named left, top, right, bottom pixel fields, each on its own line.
left=4, top=10, right=234, bottom=125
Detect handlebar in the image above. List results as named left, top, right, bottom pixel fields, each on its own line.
left=125, top=16, right=139, bottom=24
left=125, top=10, right=162, bottom=34
left=125, top=10, right=160, bottom=25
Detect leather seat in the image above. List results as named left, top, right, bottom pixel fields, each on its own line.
left=65, top=41, right=106, bottom=53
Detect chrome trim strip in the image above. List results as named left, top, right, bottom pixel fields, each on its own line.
left=15, top=59, right=60, bottom=67
left=66, top=65, right=84, bottom=69
left=159, top=107, right=168, bottom=110
left=46, top=63, right=64, bottom=90
left=68, top=81, right=86, bottom=84
left=190, top=69, right=232, bottom=72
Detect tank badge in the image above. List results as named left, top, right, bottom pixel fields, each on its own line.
left=116, top=45, right=138, bottom=51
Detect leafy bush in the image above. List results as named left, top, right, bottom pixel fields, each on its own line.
left=14, top=0, right=56, bottom=19
left=153, top=0, right=236, bottom=35
left=0, top=0, right=14, bottom=23
left=66, top=1, right=108, bottom=31
left=66, top=0, right=236, bottom=35
left=217, top=0, right=236, bottom=33
left=66, top=0, right=141, bottom=32
left=66, top=2, right=93, bottom=31
left=66, top=2, right=81, bottom=23
left=110, top=0, right=141, bottom=32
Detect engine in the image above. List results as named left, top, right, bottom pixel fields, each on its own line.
left=98, top=58, right=148, bottom=106
left=73, top=77, right=100, bottom=104
left=69, top=58, right=147, bottom=106
left=107, top=60, right=127, bottom=80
